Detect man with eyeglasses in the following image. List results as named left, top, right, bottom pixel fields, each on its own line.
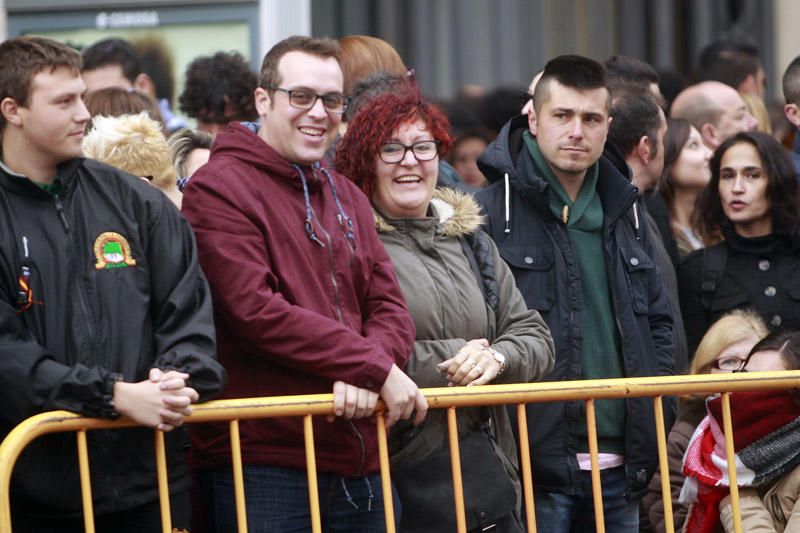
left=182, top=35, right=426, bottom=532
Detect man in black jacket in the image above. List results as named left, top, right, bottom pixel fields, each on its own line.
left=0, top=36, right=226, bottom=531
left=476, top=55, right=674, bottom=532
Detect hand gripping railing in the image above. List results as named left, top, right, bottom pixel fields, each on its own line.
left=3, top=370, right=800, bottom=533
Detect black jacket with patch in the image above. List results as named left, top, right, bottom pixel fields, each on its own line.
left=475, top=115, right=675, bottom=500
left=0, top=158, right=225, bottom=517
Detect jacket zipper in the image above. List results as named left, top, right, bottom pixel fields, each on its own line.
left=55, top=193, right=118, bottom=505
left=314, top=207, right=366, bottom=475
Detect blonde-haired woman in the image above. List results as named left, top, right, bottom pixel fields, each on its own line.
left=640, top=309, right=768, bottom=532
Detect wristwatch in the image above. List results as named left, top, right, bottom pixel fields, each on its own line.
left=486, top=347, right=507, bottom=376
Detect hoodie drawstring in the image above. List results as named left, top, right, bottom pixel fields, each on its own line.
left=294, top=163, right=357, bottom=249
left=503, top=172, right=511, bottom=234
left=319, top=165, right=356, bottom=250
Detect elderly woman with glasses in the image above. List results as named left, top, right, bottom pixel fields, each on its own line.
left=335, top=91, right=555, bottom=532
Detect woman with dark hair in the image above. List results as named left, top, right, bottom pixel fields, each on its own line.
left=677, top=131, right=800, bottom=355
left=654, top=118, right=714, bottom=260
left=680, top=330, right=800, bottom=533
left=335, top=91, right=554, bottom=532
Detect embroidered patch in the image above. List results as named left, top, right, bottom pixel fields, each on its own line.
left=93, top=232, right=137, bottom=270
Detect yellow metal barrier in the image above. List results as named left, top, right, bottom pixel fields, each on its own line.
left=3, top=370, right=800, bottom=532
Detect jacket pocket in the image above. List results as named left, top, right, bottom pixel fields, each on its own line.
left=498, top=244, right=555, bottom=311
left=619, top=245, right=654, bottom=314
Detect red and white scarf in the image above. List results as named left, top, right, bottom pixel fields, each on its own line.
left=680, top=390, right=800, bottom=533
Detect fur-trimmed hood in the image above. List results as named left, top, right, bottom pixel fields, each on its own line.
left=374, top=187, right=484, bottom=237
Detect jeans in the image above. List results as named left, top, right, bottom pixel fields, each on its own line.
left=198, top=465, right=398, bottom=533
left=532, top=466, right=639, bottom=533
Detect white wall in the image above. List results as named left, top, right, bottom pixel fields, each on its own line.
left=773, top=0, right=800, bottom=99
left=259, top=0, right=310, bottom=60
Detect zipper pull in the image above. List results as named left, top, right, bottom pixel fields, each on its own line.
left=53, top=196, right=71, bottom=233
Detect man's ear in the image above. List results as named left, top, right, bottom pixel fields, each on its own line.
left=1, top=97, right=22, bottom=127
left=636, top=135, right=651, bottom=165
left=254, top=87, right=271, bottom=116
left=527, top=107, right=537, bottom=136
left=785, top=103, right=800, bottom=129
left=700, top=123, right=719, bottom=150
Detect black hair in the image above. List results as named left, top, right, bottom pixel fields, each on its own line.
left=178, top=51, right=258, bottom=125
left=697, top=131, right=800, bottom=242
left=81, top=38, right=141, bottom=83
left=134, top=37, right=175, bottom=105
left=604, top=55, right=659, bottom=93
left=782, top=55, right=800, bottom=106
left=533, top=55, right=608, bottom=114
left=608, top=89, right=663, bottom=158
left=345, top=71, right=412, bottom=122
left=748, top=330, right=800, bottom=371
left=698, top=40, right=762, bottom=90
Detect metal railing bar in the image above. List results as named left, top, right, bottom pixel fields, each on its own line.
left=653, top=396, right=674, bottom=533
left=229, top=420, right=248, bottom=533
left=76, top=429, right=96, bottom=533
left=375, top=413, right=396, bottom=533
left=303, top=414, right=322, bottom=533
left=154, top=431, right=172, bottom=533
left=516, top=404, right=536, bottom=533
left=585, top=399, right=605, bottom=533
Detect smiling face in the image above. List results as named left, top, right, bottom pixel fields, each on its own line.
left=718, top=141, right=772, bottom=238
left=529, top=80, right=610, bottom=183
left=671, top=126, right=713, bottom=190
left=257, top=51, right=343, bottom=165
left=372, top=118, right=439, bottom=219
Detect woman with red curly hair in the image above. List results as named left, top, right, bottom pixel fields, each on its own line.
left=335, top=92, right=554, bottom=532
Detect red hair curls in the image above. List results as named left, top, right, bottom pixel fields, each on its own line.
left=334, top=91, right=453, bottom=199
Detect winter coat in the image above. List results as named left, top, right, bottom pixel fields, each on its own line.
left=719, top=464, right=800, bottom=532
left=377, top=188, right=555, bottom=469
left=678, top=226, right=800, bottom=356
left=182, top=122, right=415, bottom=477
left=475, top=115, right=675, bottom=499
left=0, top=158, right=225, bottom=517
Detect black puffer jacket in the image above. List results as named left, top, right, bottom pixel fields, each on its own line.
left=475, top=115, right=675, bottom=500
left=0, top=158, right=226, bottom=517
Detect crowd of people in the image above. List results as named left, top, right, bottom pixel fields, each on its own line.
left=1, top=29, right=800, bottom=533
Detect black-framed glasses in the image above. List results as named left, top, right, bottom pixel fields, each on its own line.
left=267, top=86, right=349, bottom=114
left=379, top=140, right=440, bottom=164
left=712, top=355, right=749, bottom=372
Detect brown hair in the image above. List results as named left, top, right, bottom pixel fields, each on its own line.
left=83, top=87, right=164, bottom=130
left=338, top=35, right=407, bottom=95
left=259, top=36, right=340, bottom=91
left=0, top=36, right=82, bottom=131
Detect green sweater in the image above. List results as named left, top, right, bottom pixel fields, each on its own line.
left=524, top=132, right=626, bottom=454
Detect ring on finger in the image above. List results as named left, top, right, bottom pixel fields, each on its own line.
left=473, top=365, right=483, bottom=375
left=468, top=359, right=477, bottom=369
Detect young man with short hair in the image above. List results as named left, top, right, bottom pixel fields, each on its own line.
left=183, top=35, right=426, bottom=532
left=0, top=35, right=226, bottom=531
left=477, top=55, right=674, bottom=532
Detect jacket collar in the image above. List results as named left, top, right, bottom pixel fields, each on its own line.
left=0, top=157, right=84, bottom=198
left=479, top=115, right=638, bottom=224
left=212, top=122, right=329, bottom=191
left=374, top=187, right=484, bottom=237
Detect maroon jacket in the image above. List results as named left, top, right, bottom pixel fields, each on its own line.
left=182, top=123, right=414, bottom=476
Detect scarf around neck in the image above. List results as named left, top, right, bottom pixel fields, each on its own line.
left=680, top=390, right=800, bottom=533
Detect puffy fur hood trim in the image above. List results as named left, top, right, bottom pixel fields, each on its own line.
left=374, top=187, right=484, bottom=237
